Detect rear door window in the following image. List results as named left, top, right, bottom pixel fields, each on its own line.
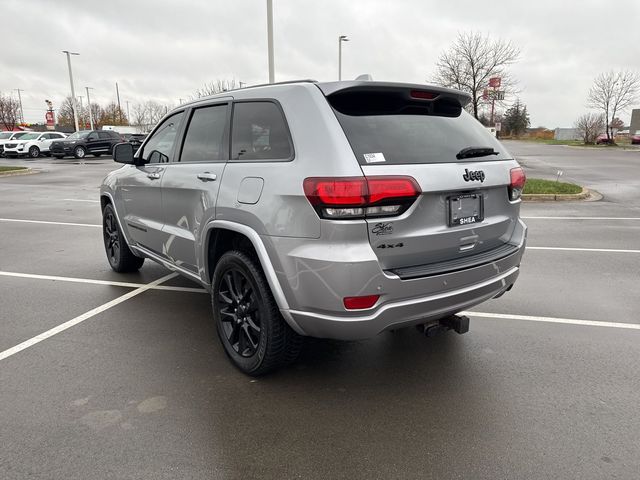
left=230, top=101, right=292, bottom=161
left=180, top=104, right=228, bottom=162
left=329, top=91, right=510, bottom=165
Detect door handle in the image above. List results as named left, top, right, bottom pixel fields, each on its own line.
left=147, top=173, right=161, bottom=180
left=197, top=173, right=217, bottom=182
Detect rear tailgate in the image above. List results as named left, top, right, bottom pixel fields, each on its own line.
left=320, top=82, right=522, bottom=274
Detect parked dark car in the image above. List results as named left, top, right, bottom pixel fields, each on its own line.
left=631, top=134, right=640, bottom=145
left=50, top=130, right=122, bottom=159
left=122, top=133, right=148, bottom=151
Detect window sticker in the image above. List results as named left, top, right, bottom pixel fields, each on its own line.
left=363, top=152, right=386, bottom=163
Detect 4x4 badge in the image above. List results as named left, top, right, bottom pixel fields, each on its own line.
left=463, top=169, right=485, bottom=182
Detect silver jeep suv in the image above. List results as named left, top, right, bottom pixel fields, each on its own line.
left=100, top=80, right=527, bottom=375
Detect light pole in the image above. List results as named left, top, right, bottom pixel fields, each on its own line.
left=85, top=87, right=94, bottom=130
left=338, top=35, right=349, bottom=81
left=266, top=0, right=274, bottom=83
left=14, top=89, right=24, bottom=124
left=62, top=50, right=80, bottom=132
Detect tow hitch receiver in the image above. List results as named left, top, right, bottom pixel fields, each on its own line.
left=419, top=314, right=470, bottom=337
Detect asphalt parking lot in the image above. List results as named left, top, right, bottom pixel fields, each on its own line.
left=1, top=143, right=639, bottom=479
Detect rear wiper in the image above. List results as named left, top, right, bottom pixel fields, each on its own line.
left=456, top=146, right=500, bottom=160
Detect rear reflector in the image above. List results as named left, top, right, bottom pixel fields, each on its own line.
left=343, top=295, right=380, bottom=310
left=304, top=176, right=420, bottom=219
left=509, top=167, right=526, bottom=201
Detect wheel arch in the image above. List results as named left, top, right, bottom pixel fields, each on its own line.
left=203, top=221, right=290, bottom=313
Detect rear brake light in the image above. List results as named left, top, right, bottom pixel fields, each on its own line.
left=410, top=90, right=438, bottom=100
left=343, top=295, right=380, bottom=310
left=304, top=176, right=420, bottom=219
left=509, top=167, right=526, bottom=201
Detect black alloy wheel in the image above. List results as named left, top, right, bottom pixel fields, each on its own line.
left=218, top=268, right=262, bottom=357
left=212, top=250, right=302, bottom=375
left=102, top=204, right=144, bottom=272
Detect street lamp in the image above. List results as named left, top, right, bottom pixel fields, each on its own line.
left=266, top=0, right=274, bottom=83
left=85, top=87, right=94, bottom=130
left=62, top=50, right=80, bottom=132
left=14, top=89, right=24, bottom=124
left=338, top=35, right=349, bottom=81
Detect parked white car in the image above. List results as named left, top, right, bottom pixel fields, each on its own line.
left=0, top=131, right=30, bottom=156
left=3, top=131, right=67, bottom=158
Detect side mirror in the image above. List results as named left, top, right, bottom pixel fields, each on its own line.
left=113, top=142, right=135, bottom=164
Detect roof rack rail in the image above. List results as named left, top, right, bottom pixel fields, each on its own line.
left=176, top=79, right=319, bottom=109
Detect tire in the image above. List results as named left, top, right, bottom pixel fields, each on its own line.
left=102, top=203, right=144, bottom=272
left=93, top=153, right=102, bottom=157
left=74, top=146, right=86, bottom=159
left=212, top=250, right=302, bottom=375
left=28, top=146, right=40, bottom=158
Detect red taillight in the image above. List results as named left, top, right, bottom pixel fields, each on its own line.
left=304, top=177, right=367, bottom=206
left=303, top=176, right=421, bottom=219
left=410, top=90, right=438, bottom=100
left=343, top=295, right=380, bottom=310
left=509, top=167, right=526, bottom=201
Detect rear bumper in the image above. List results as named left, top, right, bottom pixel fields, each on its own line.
left=270, top=219, right=527, bottom=340
left=285, top=265, right=520, bottom=339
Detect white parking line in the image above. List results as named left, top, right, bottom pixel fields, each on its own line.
left=465, top=311, right=640, bottom=331
left=0, top=270, right=207, bottom=293
left=527, top=246, right=640, bottom=254
left=522, top=217, right=640, bottom=220
left=0, top=273, right=178, bottom=362
left=0, top=218, right=100, bottom=228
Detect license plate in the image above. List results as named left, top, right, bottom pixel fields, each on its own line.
left=448, top=193, right=483, bottom=226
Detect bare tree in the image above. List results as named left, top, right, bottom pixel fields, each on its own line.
left=131, top=101, right=167, bottom=131
left=574, top=112, right=605, bottom=144
left=100, top=102, right=128, bottom=126
left=433, top=32, right=520, bottom=119
left=587, top=70, right=640, bottom=142
left=56, top=96, right=76, bottom=128
left=193, top=79, right=238, bottom=99
left=0, top=93, right=21, bottom=130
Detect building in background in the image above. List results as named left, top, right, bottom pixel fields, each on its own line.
left=629, top=109, right=640, bottom=135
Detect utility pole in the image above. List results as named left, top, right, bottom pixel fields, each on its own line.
left=338, top=35, right=349, bottom=81
left=14, top=89, right=24, bottom=124
left=62, top=50, right=80, bottom=132
left=115, top=82, right=122, bottom=124
left=266, top=0, right=274, bottom=83
left=77, top=95, right=85, bottom=129
left=85, top=87, right=94, bottom=130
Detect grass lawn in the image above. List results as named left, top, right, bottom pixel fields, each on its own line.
left=0, top=166, right=28, bottom=173
left=524, top=178, right=582, bottom=195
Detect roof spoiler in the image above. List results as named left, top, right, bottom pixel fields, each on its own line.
left=316, top=81, right=471, bottom=108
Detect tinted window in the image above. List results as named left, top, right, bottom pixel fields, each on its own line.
left=180, top=104, right=228, bottom=162
left=329, top=94, right=510, bottom=165
left=231, top=102, right=291, bottom=161
left=98, top=131, right=111, bottom=139
left=142, top=112, right=184, bottom=164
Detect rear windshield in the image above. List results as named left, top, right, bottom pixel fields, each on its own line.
left=330, top=93, right=511, bottom=165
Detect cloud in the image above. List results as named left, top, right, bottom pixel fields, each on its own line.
left=2, top=0, right=639, bottom=127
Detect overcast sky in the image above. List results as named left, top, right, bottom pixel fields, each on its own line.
left=2, top=0, right=639, bottom=127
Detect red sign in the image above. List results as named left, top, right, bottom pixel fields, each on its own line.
left=45, top=111, right=55, bottom=126
left=489, top=77, right=501, bottom=88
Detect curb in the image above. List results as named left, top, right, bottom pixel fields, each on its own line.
left=0, top=168, right=36, bottom=178
left=522, top=187, right=593, bottom=202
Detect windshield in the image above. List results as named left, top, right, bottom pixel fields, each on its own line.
left=13, top=132, right=28, bottom=139
left=0, top=132, right=13, bottom=139
left=66, top=131, right=90, bottom=140
left=20, top=133, right=39, bottom=140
